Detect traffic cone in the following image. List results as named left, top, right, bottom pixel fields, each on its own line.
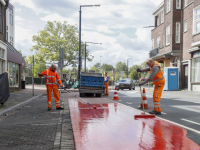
left=112, top=86, right=119, bottom=100
left=138, top=88, right=150, bottom=109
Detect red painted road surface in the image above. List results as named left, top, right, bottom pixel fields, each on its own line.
left=68, top=98, right=200, bottom=150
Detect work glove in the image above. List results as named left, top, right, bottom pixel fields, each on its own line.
left=137, top=68, right=141, bottom=72
left=38, top=73, right=43, bottom=77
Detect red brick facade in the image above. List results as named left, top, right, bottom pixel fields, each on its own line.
left=150, top=0, right=200, bottom=91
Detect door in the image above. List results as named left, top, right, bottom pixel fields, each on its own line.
left=184, top=65, right=188, bottom=89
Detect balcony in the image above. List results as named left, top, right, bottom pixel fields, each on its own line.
left=149, top=48, right=160, bottom=58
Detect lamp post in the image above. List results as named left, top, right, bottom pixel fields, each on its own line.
left=127, top=57, right=133, bottom=78
left=78, top=4, right=100, bottom=81
left=84, top=42, right=102, bottom=72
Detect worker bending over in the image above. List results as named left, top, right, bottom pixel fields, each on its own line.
left=38, top=64, right=64, bottom=111
left=104, top=72, right=109, bottom=96
left=137, top=58, right=165, bottom=115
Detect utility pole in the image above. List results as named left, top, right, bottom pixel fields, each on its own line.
left=32, top=55, right=34, bottom=96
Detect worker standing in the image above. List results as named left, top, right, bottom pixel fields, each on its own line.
left=38, top=64, right=64, bottom=111
left=137, top=58, right=165, bottom=115
left=104, top=72, right=109, bottom=96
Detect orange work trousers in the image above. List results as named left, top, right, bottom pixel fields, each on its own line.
left=153, top=83, right=165, bottom=112
left=46, top=85, right=60, bottom=108
left=104, top=82, right=109, bottom=96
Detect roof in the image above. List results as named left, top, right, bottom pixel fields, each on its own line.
left=152, top=1, right=164, bottom=15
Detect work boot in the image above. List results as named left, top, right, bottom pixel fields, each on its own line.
left=56, top=107, right=64, bottom=110
left=149, top=111, right=161, bottom=115
left=47, top=107, right=51, bottom=111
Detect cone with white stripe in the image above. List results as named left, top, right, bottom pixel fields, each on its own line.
left=138, top=88, right=150, bottom=109
left=112, top=86, right=119, bottom=100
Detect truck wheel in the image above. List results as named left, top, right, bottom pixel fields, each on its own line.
left=129, top=88, right=131, bottom=90
left=96, top=94, right=102, bottom=97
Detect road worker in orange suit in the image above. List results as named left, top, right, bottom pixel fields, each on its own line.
left=38, top=64, right=64, bottom=111
left=137, top=58, right=165, bottom=115
left=104, top=72, right=109, bottom=96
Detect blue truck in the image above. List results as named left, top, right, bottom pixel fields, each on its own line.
left=79, top=72, right=105, bottom=97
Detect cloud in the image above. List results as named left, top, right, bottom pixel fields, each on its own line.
left=10, top=0, right=163, bottom=69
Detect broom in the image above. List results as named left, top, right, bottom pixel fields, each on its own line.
left=134, top=72, right=155, bottom=119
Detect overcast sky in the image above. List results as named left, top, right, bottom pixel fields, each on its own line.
left=11, top=0, right=163, bottom=69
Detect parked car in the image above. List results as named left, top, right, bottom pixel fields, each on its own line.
left=116, top=78, right=135, bottom=91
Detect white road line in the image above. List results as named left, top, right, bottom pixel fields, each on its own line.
left=116, top=102, right=200, bottom=135
left=126, top=102, right=132, bottom=105
left=181, top=119, right=200, bottom=126
left=118, top=100, right=122, bottom=101
left=161, top=112, right=167, bottom=115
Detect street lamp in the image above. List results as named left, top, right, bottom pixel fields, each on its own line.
left=84, top=42, right=102, bottom=72
left=100, top=56, right=102, bottom=68
left=143, top=26, right=155, bottom=28
left=78, top=4, right=100, bottom=81
left=127, top=57, right=133, bottom=78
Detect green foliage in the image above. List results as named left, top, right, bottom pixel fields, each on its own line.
left=100, top=64, right=114, bottom=71
left=115, top=62, right=127, bottom=72
left=94, top=63, right=101, bottom=69
left=31, top=21, right=93, bottom=66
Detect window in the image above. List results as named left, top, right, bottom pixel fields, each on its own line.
left=176, top=22, right=180, bottom=43
left=193, top=51, right=200, bottom=58
left=193, top=6, right=200, bottom=34
left=185, top=0, right=188, bottom=7
left=163, top=34, right=165, bottom=47
left=191, top=57, right=200, bottom=82
left=161, top=10, right=164, bottom=24
left=167, top=0, right=171, bottom=13
left=10, top=14, right=13, bottom=25
left=6, top=32, right=8, bottom=41
left=152, top=39, right=154, bottom=49
left=8, top=62, right=19, bottom=87
left=166, top=25, right=170, bottom=45
left=157, top=36, right=160, bottom=48
left=157, top=16, right=159, bottom=26
left=184, top=20, right=187, bottom=32
left=0, top=49, right=4, bottom=59
left=176, top=0, right=181, bottom=9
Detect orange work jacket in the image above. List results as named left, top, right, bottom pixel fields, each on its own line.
left=150, top=61, right=165, bottom=85
left=41, top=67, right=63, bottom=87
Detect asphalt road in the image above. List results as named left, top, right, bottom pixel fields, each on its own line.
left=108, top=87, right=200, bottom=145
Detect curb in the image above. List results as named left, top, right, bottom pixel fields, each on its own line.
left=0, top=94, right=43, bottom=117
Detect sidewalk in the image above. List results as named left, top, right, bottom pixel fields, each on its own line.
left=0, top=85, right=74, bottom=150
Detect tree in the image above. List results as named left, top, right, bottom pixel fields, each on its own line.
left=31, top=21, right=93, bottom=67
left=100, top=64, right=114, bottom=71
left=115, top=62, right=127, bottom=72
left=94, top=63, right=101, bottom=69
left=129, top=65, right=140, bottom=80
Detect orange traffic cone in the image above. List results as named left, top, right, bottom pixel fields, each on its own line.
left=138, top=88, right=150, bottom=109
left=112, top=86, right=119, bottom=100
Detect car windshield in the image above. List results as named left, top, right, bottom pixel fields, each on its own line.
left=120, top=80, right=126, bottom=82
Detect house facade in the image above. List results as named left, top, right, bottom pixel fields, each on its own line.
left=0, top=0, right=8, bottom=75
left=6, top=2, right=25, bottom=89
left=150, top=0, right=200, bottom=91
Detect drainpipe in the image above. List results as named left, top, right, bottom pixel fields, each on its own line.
left=179, top=4, right=183, bottom=89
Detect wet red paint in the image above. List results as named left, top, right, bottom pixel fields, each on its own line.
left=68, top=99, right=200, bottom=150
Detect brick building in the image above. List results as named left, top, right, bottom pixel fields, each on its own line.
left=150, top=0, right=200, bottom=91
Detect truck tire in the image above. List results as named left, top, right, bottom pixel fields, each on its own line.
left=96, top=94, right=102, bottom=97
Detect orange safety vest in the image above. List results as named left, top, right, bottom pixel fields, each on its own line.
left=41, top=67, right=63, bottom=87
left=150, top=61, right=165, bottom=85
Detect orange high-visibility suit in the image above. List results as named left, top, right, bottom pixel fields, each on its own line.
left=150, top=61, right=165, bottom=112
left=40, top=67, right=63, bottom=108
left=104, top=75, right=109, bottom=96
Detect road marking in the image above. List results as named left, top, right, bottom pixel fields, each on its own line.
left=126, top=102, right=132, bottom=105
left=171, top=105, right=200, bottom=113
left=161, top=112, right=167, bottom=115
left=118, top=100, right=122, bottom=101
left=116, top=102, right=200, bottom=135
left=181, top=119, right=200, bottom=126
left=170, top=98, right=200, bottom=104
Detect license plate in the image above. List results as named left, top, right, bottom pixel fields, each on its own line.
left=121, top=85, right=125, bottom=87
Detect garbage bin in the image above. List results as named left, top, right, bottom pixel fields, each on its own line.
left=21, top=80, right=26, bottom=89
